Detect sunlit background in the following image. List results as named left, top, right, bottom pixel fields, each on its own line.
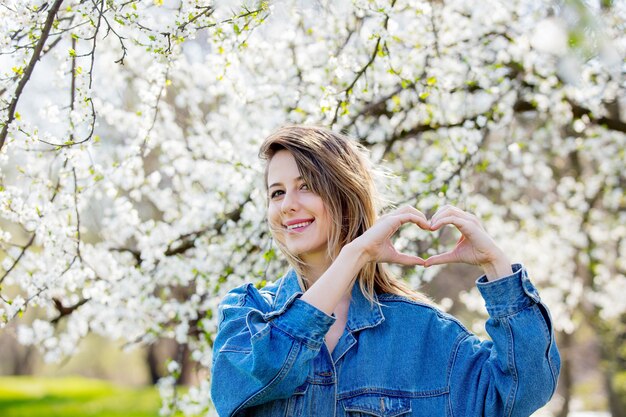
left=0, top=0, right=624, bottom=416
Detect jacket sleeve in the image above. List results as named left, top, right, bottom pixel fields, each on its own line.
left=210, top=283, right=335, bottom=417
left=449, top=264, right=561, bottom=417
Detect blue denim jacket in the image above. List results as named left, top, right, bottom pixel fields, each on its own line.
left=211, top=264, right=560, bottom=417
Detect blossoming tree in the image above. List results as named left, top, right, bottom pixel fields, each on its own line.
left=0, top=0, right=624, bottom=415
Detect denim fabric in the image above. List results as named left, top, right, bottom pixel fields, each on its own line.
left=211, top=264, right=560, bottom=417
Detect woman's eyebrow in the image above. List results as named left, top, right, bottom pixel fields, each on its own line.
left=268, top=176, right=303, bottom=189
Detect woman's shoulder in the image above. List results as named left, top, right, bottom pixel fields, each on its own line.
left=219, top=274, right=294, bottom=312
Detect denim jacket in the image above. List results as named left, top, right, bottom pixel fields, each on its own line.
left=211, top=264, right=560, bottom=417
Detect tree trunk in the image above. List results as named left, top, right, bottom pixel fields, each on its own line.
left=11, top=345, right=35, bottom=375
left=556, top=331, right=572, bottom=417
left=147, top=343, right=161, bottom=385
left=177, top=343, right=197, bottom=386
left=599, top=323, right=626, bottom=417
left=605, top=370, right=625, bottom=417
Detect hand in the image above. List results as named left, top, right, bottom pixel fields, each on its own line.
left=424, top=205, right=513, bottom=280
left=351, top=205, right=430, bottom=266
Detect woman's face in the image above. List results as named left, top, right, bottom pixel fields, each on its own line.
left=267, top=150, right=332, bottom=264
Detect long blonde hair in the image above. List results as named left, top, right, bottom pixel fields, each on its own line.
left=259, top=125, right=430, bottom=304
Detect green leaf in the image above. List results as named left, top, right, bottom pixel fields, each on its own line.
left=476, top=159, right=489, bottom=172
left=340, top=101, right=349, bottom=115
left=263, top=248, right=275, bottom=262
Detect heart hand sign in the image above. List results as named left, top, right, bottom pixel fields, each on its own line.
left=354, top=204, right=513, bottom=281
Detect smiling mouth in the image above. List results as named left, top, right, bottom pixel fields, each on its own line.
left=285, top=220, right=314, bottom=232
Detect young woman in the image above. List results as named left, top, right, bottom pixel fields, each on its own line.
left=211, top=125, right=560, bottom=417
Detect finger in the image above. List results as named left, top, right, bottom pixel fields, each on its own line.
left=424, top=251, right=459, bottom=267
left=398, top=205, right=428, bottom=222
left=429, top=216, right=474, bottom=234
left=391, top=212, right=431, bottom=230
left=431, top=206, right=482, bottom=230
left=391, top=252, right=425, bottom=266
left=430, top=205, right=476, bottom=223
left=384, top=205, right=428, bottom=223
left=430, top=205, right=465, bottom=225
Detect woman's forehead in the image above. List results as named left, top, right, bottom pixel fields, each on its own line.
left=267, top=150, right=300, bottom=184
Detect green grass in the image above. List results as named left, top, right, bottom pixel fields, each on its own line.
left=0, top=376, right=164, bottom=417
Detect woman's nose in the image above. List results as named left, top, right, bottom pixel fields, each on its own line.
left=281, top=190, right=299, bottom=213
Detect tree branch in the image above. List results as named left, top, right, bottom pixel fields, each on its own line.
left=394, top=126, right=491, bottom=207
left=569, top=100, right=626, bottom=133
left=330, top=0, right=397, bottom=127
left=111, top=194, right=253, bottom=266
left=51, top=297, right=89, bottom=324
left=0, top=0, right=64, bottom=152
left=0, top=234, right=36, bottom=285
left=513, top=99, right=626, bottom=134
left=165, top=195, right=252, bottom=257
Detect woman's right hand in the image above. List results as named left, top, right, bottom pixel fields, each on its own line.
left=351, top=205, right=430, bottom=266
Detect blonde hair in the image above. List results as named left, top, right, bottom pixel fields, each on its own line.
left=259, top=125, right=430, bottom=305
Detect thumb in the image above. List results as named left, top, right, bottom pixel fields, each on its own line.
left=391, top=251, right=425, bottom=266
left=424, top=251, right=459, bottom=267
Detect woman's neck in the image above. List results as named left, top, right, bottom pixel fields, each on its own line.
left=301, top=253, right=333, bottom=285
left=302, top=263, right=330, bottom=285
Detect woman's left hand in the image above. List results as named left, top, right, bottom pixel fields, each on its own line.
left=424, top=205, right=513, bottom=281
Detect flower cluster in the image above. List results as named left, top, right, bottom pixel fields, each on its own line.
left=0, top=0, right=624, bottom=415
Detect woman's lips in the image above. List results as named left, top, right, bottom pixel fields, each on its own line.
left=285, top=219, right=314, bottom=233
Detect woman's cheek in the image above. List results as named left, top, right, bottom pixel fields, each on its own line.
left=267, top=206, right=280, bottom=230
left=268, top=219, right=286, bottom=243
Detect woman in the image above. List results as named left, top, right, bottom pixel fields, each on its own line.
left=211, top=125, right=560, bottom=417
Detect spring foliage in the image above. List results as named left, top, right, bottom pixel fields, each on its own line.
left=0, top=0, right=624, bottom=414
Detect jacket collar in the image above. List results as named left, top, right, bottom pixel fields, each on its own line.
left=271, top=269, right=385, bottom=332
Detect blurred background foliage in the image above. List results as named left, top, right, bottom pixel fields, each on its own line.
left=0, top=0, right=624, bottom=416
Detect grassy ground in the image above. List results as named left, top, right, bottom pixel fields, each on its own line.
left=0, top=376, right=165, bottom=417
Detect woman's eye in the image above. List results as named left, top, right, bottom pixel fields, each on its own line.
left=270, top=184, right=308, bottom=199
